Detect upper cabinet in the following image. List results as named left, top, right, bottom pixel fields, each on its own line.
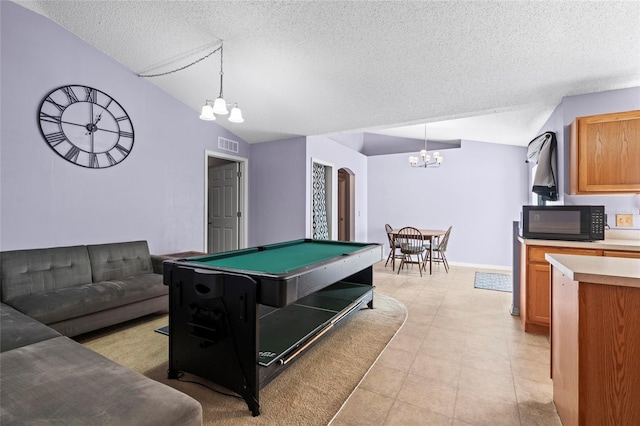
left=570, top=110, right=640, bottom=194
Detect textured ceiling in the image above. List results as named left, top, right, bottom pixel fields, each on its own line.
left=15, top=1, right=640, bottom=146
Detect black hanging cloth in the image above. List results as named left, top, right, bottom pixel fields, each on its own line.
left=526, top=132, right=558, bottom=201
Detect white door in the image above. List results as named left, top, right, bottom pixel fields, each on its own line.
left=208, top=162, right=239, bottom=253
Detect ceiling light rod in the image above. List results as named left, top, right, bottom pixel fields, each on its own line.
left=136, top=41, right=244, bottom=124
left=409, top=125, right=443, bottom=168
left=200, top=42, right=244, bottom=123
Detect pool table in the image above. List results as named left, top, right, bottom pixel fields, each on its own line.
left=162, top=239, right=382, bottom=416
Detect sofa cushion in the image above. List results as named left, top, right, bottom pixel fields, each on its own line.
left=6, top=274, right=168, bottom=325
left=87, top=241, right=154, bottom=282
left=1, top=245, right=92, bottom=302
left=0, top=303, right=61, bottom=352
left=0, top=336, right=203, bottom=426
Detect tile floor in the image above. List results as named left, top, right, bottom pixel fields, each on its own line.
left=331, top=261, right=562, bottom=426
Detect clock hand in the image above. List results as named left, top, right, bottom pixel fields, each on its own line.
left=57, top=119, right=91, bottom=128
left=93, top=126, right=119, bottom=135
left=84, top=112, right=102, bottom=135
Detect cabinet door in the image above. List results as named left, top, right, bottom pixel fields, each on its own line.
left=570, top=110, right=640, bottom=194
left=528, top=263, right=551, bottom=327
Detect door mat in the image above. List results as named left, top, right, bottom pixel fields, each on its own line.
left=474, top=272, right=513, bottom=292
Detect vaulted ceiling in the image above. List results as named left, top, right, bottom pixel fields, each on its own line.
left=16, top=1, right=640, bottom=147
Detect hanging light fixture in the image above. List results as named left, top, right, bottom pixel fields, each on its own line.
left=409, top=125, right=443, bottom=167
left=138, top=41, right=245, bottom=123
left=199, top=42, right=243, bottom=123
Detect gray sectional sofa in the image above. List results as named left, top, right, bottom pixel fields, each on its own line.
left=1, top=240, right=169, bottom=337
left=0, top=241, right=203, bottom=425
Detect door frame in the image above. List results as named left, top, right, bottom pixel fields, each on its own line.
left=338, top=167, right=355, bottom=241
left=204, top=150, right=248, bottom=251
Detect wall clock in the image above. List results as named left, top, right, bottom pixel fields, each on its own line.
left=38, top=85, right=134, bottom=168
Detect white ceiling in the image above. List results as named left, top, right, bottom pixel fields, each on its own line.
left=15, top=1, right=640, bottom=147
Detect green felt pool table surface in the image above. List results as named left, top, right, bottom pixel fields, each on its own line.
left=184, top=239, right=373, bottom=275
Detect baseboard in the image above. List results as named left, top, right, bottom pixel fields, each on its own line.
left=448, top=261, right=512, bottom=272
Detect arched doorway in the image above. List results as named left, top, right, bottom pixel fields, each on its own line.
left=338, top=168, right=355, bottom=241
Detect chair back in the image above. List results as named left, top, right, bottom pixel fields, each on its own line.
left=439, top=226, right=453, bottom=252
left=385, top=224, right=394, bottom=247
left=395, top=227, right=425, bottom=254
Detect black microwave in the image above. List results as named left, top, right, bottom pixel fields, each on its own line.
left=522, top=205, right=605, bottom=241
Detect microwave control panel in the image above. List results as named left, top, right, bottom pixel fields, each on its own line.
left=590, top=207, right=605, bottom=239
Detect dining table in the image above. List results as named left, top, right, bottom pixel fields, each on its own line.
left=390, top=228, right=448, bottom=275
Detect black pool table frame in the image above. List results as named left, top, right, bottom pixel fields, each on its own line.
left=162, top=240, right=382, bottom=416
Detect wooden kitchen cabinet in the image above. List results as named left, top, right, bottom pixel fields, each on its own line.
left=527, top=262, right=551, bottom=328
left=550, top=264, right=640, bottom=426
left=569, top=110, right=640, bottom=194
left=520, top=245, right=601, bottom=334
left=603, top=250, right=640, bottom=259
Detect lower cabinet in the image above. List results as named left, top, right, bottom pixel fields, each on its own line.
left=527, top=263, right=552, bottom=330
left=551, top=267, right=640, bottom=425
left=520, top=244, right=601, bottom=334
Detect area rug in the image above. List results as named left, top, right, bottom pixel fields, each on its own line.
left=76, top=294, right=406, bottom=425
left=474, top=272, right=513, bottom=292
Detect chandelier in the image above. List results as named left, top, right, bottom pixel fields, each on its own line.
left=409, top=125, right=443, bottom=167
left=137, top=41, right=243, bottom=123
left=199, top=43, right=244, bottom=123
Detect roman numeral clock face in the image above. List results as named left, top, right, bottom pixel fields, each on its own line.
left=38, top=85, right=134, bottom=168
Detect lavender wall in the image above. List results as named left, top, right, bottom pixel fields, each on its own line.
left=5, top=2, right=635, bottom=261
left=248, top=137, right=307, bottom=246
left=306, top=136, right=369, bottom=242
left=368, top=141, right=529, bottom=268
left=0, top=2, right=250, bottom=253
left=536, top=87, right=640, bottom=229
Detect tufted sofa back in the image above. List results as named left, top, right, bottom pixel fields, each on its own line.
left=87, top=241, right=153, bottom=282
left=1, top=246, right=92, bottom=302
left=0, top=241, right=154, bottom=302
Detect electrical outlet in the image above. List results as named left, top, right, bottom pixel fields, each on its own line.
left=615, top=214, right=633, bottom=227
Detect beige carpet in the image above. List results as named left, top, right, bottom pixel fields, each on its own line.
left=77, top=294, right=406, bottom=425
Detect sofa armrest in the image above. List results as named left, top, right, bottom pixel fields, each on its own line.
left=150, top=255, right=172, bottom=275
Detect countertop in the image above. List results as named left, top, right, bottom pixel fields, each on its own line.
left=546, top=253, right=640, bottom=289
left=517, top=237, right=640, bottom=252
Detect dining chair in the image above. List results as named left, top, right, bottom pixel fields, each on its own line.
left=395, top=227, right=427, bottom=277
left=430, top=226, right=452, bottom=273
left=384, top=224, right=403, bottom=270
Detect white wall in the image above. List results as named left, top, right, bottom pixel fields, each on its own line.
left=368, top=140, right=529, bottom=268
left=248, top=137, right=307, bottom=246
